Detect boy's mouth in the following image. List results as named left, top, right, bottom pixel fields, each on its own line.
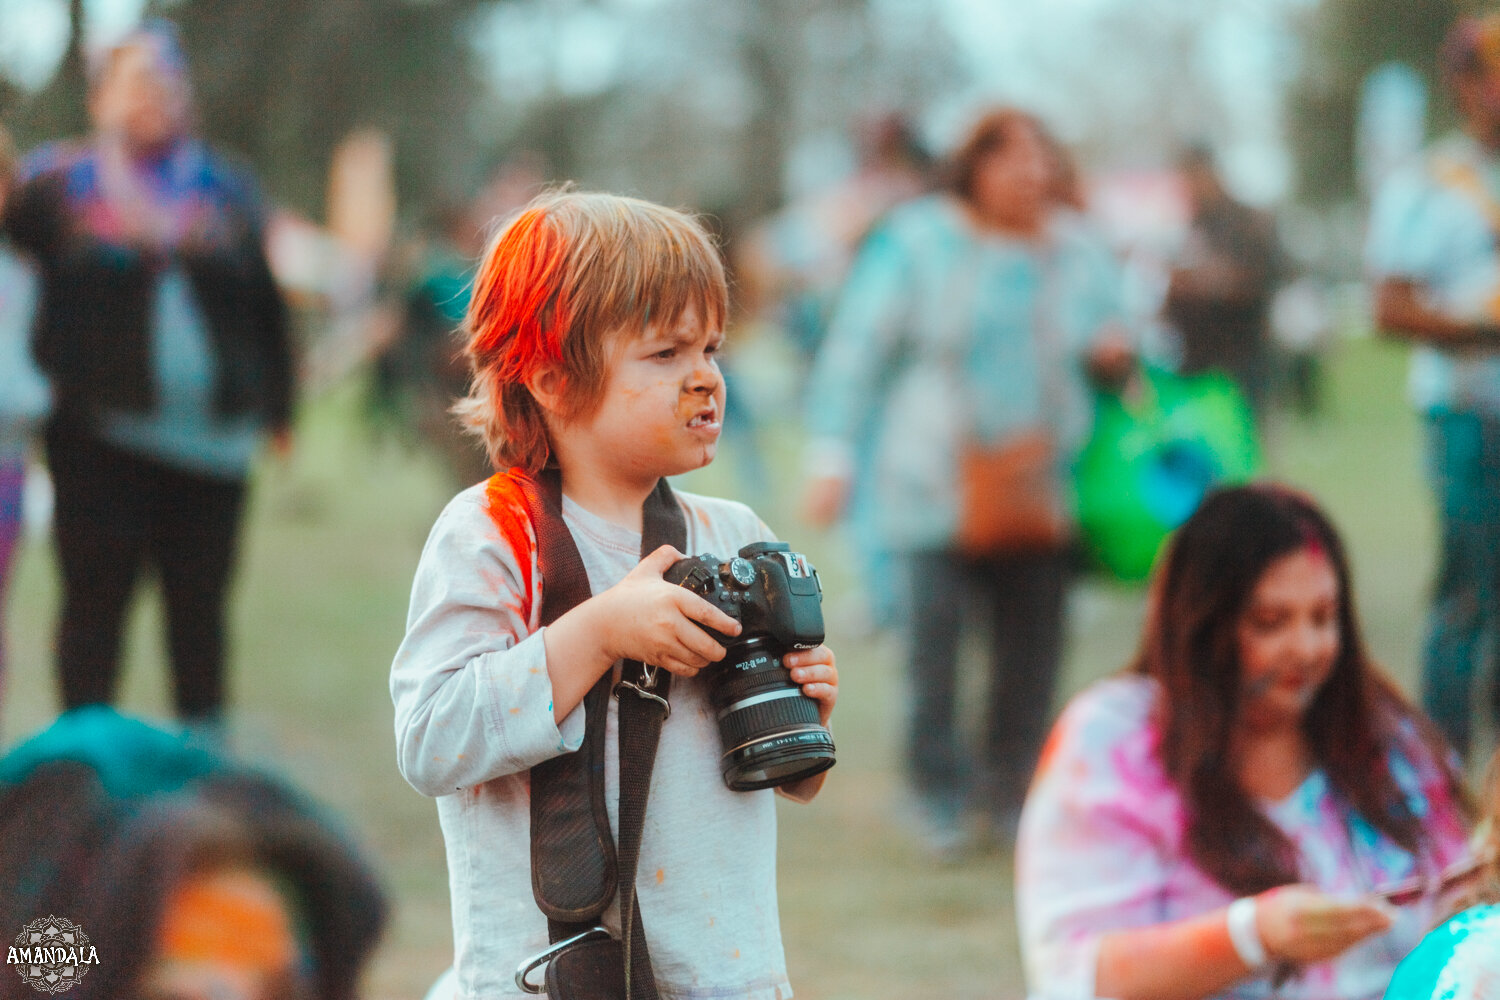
left=687, top=407, right=720, bottom=431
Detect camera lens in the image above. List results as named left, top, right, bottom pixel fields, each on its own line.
left=708, top=636, right=836, bottom=791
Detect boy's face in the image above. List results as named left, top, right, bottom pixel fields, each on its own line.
left=564, top=304, right=726, bottom=488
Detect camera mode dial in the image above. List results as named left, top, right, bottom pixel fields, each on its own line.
left=725, top=558, right=756, bottom=588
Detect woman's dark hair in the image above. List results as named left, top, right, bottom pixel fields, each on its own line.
left=947, top=106, right=1047, bottom=204
left=1131, top=484, right=1468, bottom=896
left=0, top=711, right=387, bottom=1000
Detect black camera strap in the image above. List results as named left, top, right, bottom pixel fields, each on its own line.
left=515, top=467, right=685, bottom=1000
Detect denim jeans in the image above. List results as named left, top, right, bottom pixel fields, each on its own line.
left=1422, top=410, right=1500, bottom=758
left=898, top=547, right=1069, bottom=826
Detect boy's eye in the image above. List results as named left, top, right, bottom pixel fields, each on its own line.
left=652, top=347, right=677, bottom=360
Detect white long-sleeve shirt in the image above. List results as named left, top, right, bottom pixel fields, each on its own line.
left=392, top=475, right=794, bottom=1000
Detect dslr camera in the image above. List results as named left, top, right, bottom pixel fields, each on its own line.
left=665, top=542, right=837, bottom=791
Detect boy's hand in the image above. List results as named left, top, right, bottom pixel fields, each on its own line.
left=777, top=644, right=838, bottom=803
left=596, top=545, right=743, bottom=677
left=785, top=645, right=838, bottom=727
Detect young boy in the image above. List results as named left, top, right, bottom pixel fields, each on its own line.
left=391, top=191, right=838, bottom=1000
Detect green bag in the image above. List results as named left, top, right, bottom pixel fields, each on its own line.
left=1073, top=367, right=1261, bottom=582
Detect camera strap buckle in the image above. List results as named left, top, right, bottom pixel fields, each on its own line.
left=614, top=676, right=671, bottom=718
left=514, top=925, right=613, bottom=993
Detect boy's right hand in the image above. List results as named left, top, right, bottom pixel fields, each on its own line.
left=594, top=545, right=743, bottom=677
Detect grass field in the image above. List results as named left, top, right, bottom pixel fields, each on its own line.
left=0, top=333, right=1453, bottom=999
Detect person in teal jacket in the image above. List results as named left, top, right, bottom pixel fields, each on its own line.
left=802, top=106, right=1132, bottom=854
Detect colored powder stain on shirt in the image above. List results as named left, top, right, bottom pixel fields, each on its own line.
left=1032, top=722, right=1066, bottom=781
left=655, top=868, right=666, bottom=885
left=1386, top=903, right=1500, bottom=1000
left=483, top=471, right=537, bottom=623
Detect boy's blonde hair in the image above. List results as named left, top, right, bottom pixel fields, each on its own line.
left=455, top=190, right=728, bottom=473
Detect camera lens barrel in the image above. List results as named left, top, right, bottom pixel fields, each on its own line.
left=709, top=637, right=836, bottom=791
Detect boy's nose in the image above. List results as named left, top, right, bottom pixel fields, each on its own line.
left=685, top=364, right=720, bottom=395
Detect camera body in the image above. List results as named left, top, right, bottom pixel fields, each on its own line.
left=665, top=542, right=836, bottom=791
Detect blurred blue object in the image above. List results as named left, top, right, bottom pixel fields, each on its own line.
left=0, top=704, right=223, bottom=799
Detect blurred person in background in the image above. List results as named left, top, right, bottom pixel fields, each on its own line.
left=370, top=198, right=490, bottom=488
left=1017, top=485, right=1473, bottom=1000
left=737, top=110, right=931, bottom=371
left=1384, top=744, right=1500, bottom=999
left=370, top=155, right=546, bottom=490
left=1368, top=12, right=1500, bottom=763
left=802, top=106, right=1132, bottom=857
left=2, top=21, right=294, bottom=733
left=1163, top=145, right=1281, bottom=421
left=0, top=706, right=386, bottom=1000
left=0, top=122, right=46, bottom=718
left=1269, top=275, right=1336, bottom=421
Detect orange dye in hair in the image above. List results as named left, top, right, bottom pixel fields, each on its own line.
left=469, top=208, right=573, bottom=388
left=484, top=470, right=537, bottom=624
left=156, top=868, right=297, bottom=974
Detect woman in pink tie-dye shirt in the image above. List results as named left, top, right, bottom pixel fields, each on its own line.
left=1017, top=485, right=1472, bottom=1000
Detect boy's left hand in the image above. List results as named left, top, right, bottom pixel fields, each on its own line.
left=785, top=645, right=837, bottom=727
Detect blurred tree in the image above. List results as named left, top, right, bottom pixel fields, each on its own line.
left=153, top=0, right=491, bottom=220
left=6, top=0, right=88, bottom=145
left=472, top=0, right=959, bottom=235
left=0, top=0, right=493, bottom=222
left=1287, top=0, right=1476, bottom=203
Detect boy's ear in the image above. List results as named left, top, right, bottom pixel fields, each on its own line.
left=525, top=365, right=568, bottom=419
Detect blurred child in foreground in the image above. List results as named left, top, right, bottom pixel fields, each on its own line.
left=0, top=706, right=386, bottom=1000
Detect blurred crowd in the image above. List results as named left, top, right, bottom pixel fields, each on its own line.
left=4, top=9, right=1500, bottom=1000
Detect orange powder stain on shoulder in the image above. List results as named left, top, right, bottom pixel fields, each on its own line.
left=1032, top=723, right=1066, bottom=783
left=484, top=470, right=538, bottom=623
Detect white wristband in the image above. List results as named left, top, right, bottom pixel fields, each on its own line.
left=1226, top=896, right=1269, bottom=971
